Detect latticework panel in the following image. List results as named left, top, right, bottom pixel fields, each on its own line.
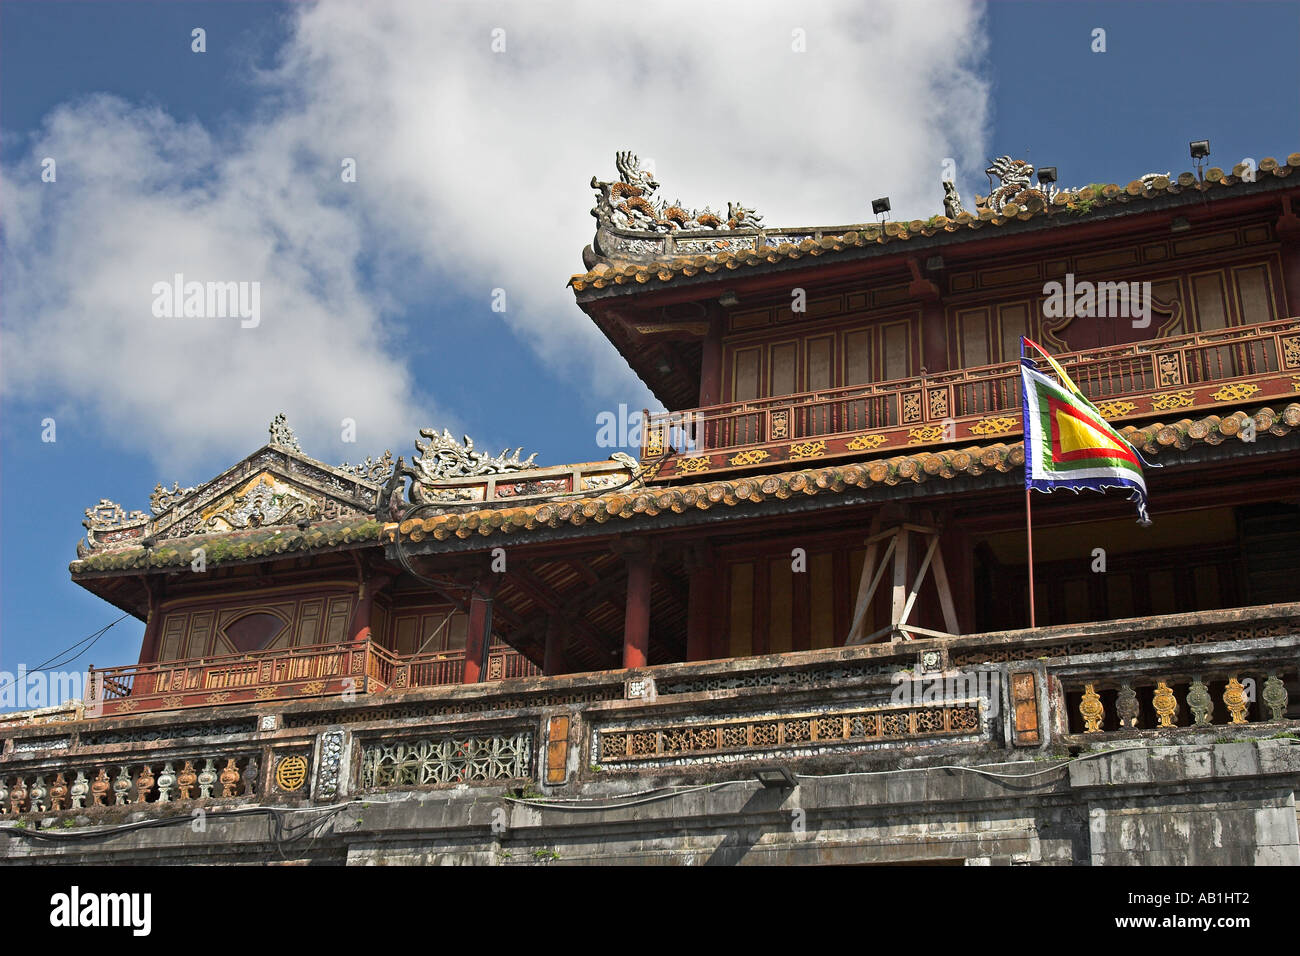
left=359, top=732, right=532, bottom=788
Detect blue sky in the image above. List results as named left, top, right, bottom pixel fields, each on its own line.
left=1, top=0, right=1297, bottom=707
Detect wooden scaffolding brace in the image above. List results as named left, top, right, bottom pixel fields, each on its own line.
left=844, top=513, right=961, bottom=645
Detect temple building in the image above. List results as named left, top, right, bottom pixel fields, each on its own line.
left=3, top=150, right=1299, bottom=865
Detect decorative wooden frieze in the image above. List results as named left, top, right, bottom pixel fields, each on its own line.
left=901, top=391, right=923, bottom=423
left=1156, top=353, right=1183, bottom=386
left=1281, top=335, right=1300, bottom=368
left=1095, top=399, right=1137, bottom=418
left=906, top=424, right=948, bottom=444
left=770, top=408, right=790, bottom=440
left=788, top=439, right=827, bottom=460
left=846, top=433, right=887, bottom=451
left=1151, top=389, right=1195, bottom=411
left=969, top=416, right=1018, bottom=436
left=729, top=449, right=770, bottom=466
left=1210, top=383, right=1261, bottom=403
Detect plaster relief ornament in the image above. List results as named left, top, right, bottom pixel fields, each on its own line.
left=268, top=413, right=302, bottom=452
left=150, top=481, right=196, bottom=515
left=410, top=428, right=538, bottom=485
left=337, top=450, right=396, bottom=485
left=201, top=472, right=319, bottom=532
left=592, top=151, right=764, bottom=233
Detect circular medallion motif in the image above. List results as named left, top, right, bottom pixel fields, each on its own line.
left=275, top=754, right=308, bottom=792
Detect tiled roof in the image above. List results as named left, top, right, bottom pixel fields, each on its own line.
left=70, top=519, right=385, bottom=574
left=392, top=403, right=1300, bottom=544
left=569, top=155, right=1300, bottom=293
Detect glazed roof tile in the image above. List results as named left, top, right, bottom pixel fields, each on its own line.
left=391, top=403, right=1300, bottom=545
left=569, top=155, right=1300, bottom=293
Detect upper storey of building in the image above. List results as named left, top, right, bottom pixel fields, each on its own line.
left=569, top=150, right=1300, bottom=411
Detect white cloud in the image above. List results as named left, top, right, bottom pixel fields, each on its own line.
left=1, top=0, right=990, bottom=475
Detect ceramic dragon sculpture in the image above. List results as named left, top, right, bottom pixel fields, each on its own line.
left=592, top=151, right=763, bottom=232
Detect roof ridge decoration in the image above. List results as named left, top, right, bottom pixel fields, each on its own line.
left=268, top=412, right=302, bottom=452
left=572, top=152, right=1300, bottom=292
left=404, top=429, right=539, bottom=505
left=593, top=151, right=764, bottom=234
left=78, top=415, right=392, bottom=558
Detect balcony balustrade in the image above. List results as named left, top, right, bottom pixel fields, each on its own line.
left=2, top=603, right=1295, bottom=813
left=641, top=318, right=1300, bottom=480
left=83, top=640, right=541, bottom=718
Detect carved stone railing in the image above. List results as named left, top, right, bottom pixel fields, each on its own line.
left=642, top=318, right=1300, bottom=479
left=0, top=753, right=257, bottom=814
left=3, top=603, right=1293, bottom=817
left=1056, top=652, right=1296, bottom=735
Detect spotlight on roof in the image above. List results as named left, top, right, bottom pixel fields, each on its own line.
left=655, top=358, right=673, bottom=375
left=1170, top=216, right=1191, bottom=233
left=753, top=765, right=796, bottom=789
left=1189, top=140, right=1211, bottom=160
left=718, top=289, right=739, bottom=307
left=925, top=255, right=945, bottom=271
left=1037, top=166, right=1057, bottom=185
left=871, top=197, right=891, bottom=216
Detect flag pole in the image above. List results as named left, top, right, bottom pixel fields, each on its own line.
left=1025, top=487, right=1036, bottom=628
left=1020, top=335, right=1037, bottom=629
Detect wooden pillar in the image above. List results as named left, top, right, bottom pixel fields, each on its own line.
left=462, top=583, right=496, bottom=684
left=685, top=544, right=716, bottom=661
left=543, top=615, right=567, bottom=676
left=920, top=299, right=948, bottom=374
left=622, top=547, right=653, bottom=669
left=136, top=581, right=163, bottom=664
left=698, top=306, right=725, bottom=407
left=1275, top=197, right=1300, bottom=315
left=351, top=580, right=376, bottom=644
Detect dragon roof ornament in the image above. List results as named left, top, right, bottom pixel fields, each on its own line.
left=592, top=151, right=763, bottom=234
left=962, top=156, right=1172, bottom=216
left=408, top=429, right=538, bottom=486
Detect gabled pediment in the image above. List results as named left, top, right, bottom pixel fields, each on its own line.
left=79, top=415, right=393, bottom=556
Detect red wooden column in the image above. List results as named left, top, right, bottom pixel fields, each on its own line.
left=621, top=544, right=653, bottom=669
left=684, top=543, right=716, bottom=661
left=351, top=579, right=376, bottom=644
left=1276, top=197, right=1300, bottom=313
left=136, top=581, right=163, bottom=664
left=698, top=306, right=725, bottom=408
left=543, top=615, right=567, bottom=676
left=462, top=581, right=497, bottom=684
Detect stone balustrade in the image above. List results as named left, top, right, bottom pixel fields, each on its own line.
left=0, top=603, right=1294, bottom=818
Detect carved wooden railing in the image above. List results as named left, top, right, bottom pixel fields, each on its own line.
left=369, top=643, right=540, bottom=690
left=85, top=639, right=542, bottom=718
left=642, top=319, right=1300, bottom=480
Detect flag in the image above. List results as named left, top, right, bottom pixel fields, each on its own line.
left=1020, top=337, right=1154, bottom=525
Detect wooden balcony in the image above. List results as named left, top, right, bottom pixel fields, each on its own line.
left=86, top=640, right=541, bottom=718
left=642, top=319, right=1300, bottom=480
